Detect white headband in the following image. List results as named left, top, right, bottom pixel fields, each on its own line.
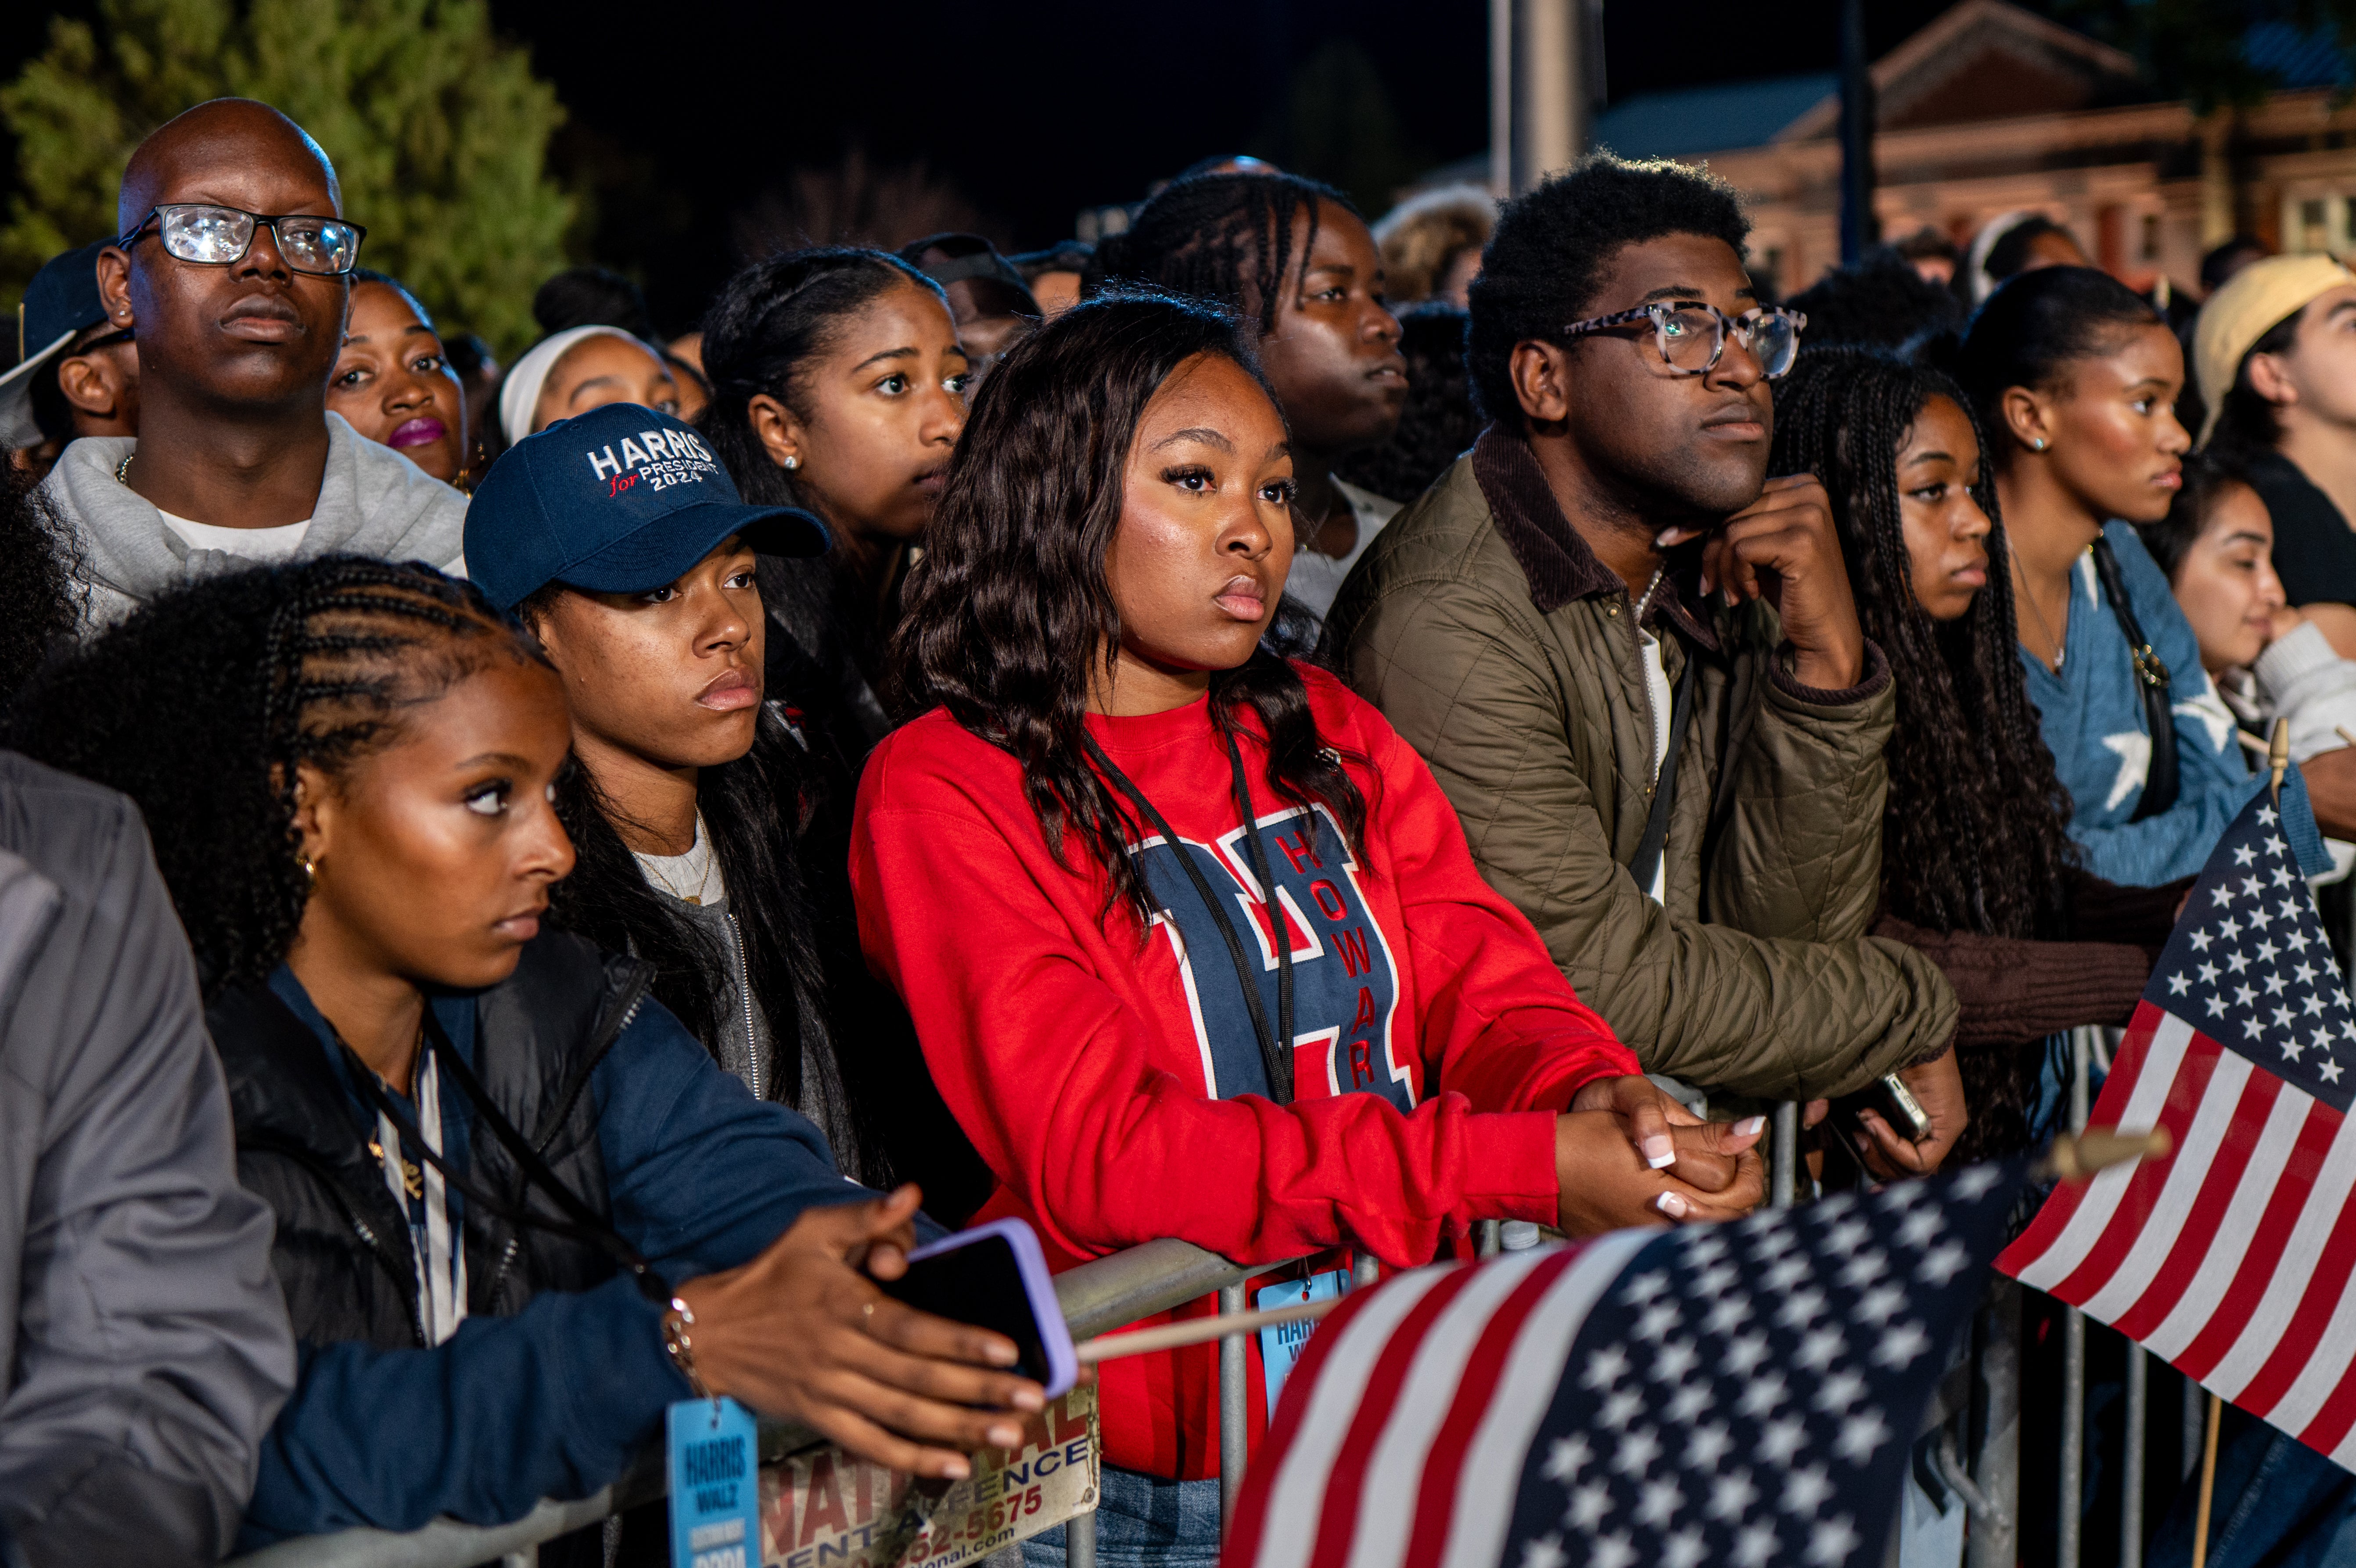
left=497, top=324, right=646, bottom=448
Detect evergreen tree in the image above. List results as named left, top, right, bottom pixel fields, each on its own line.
left=2, top=0, right=571, bottom=352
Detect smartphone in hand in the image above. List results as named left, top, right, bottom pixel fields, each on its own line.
left=880, top=1218, right=1078, bottom=1397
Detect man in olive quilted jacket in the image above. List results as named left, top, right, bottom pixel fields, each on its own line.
left=1324, top=154, right=1964, bottom=1170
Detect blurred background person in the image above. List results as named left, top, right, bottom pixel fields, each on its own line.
left=1963, top=211, right=2091, bottom=306
left=1331, top=300, right=1479, bottom=506
left=438, top=330, right=501, bottom=471
left=1011, top=241, right=1092, bottom=318
left=1892, top=224, right=1961, bottom=289
left=897, top=232, right=1040, bottom=387
left=2195, top=254, right=2356, bottom=658
left=1371, top=182, right=1494, bottom=309
left=2, top=243, right=140, bottom=480
left=496, top=323, right=679, bottom=447
left=1785, top=244, right=1963, bottom=352
left=323, top=269, right=470, bottom=489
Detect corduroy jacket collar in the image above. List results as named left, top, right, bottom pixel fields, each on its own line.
left=1470, top=424, right=1720, bottom=653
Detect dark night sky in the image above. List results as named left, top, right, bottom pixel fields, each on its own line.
left=12, top=0, right=1973, bottom=331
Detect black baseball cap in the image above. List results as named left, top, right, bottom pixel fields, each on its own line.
left=463, top=402, right=829, bottom=613
left=2, top=241, right=114, bottom=448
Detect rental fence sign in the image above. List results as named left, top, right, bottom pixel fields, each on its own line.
left=759, top=1385, right=1099, bottom=1568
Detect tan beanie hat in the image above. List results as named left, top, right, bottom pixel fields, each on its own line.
left=2193, top=253, right=2356, bottom=445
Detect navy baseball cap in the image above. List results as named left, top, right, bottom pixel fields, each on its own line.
left=464, top=402, right=829, bottom=613
left=2, top=241, right=114, bottom=448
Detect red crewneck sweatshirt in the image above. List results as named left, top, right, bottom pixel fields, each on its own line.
left=849, top=665, right=1638, bottom=1480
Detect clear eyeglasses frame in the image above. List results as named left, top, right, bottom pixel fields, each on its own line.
left=115, top=203, right=367, bottom=277
left=1559, top=301, right=1807, bottom=380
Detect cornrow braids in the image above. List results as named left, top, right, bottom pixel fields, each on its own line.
left=1770, top=348, right=2077, bottom=943
left=1094, top=172, right=1356, bottom=334
left=5, top=557, right=541, bottom=991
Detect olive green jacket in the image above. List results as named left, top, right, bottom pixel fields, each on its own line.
left=1322, top=431, right=1957, bottom=1102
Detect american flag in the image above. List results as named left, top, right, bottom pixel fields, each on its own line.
left=1220, top=1163, right=2024, bottom=1568
left=1998, top=790, right=2356, bottom=1469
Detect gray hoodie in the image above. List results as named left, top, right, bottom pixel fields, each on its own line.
left=37, top=412, right=468, bottom=630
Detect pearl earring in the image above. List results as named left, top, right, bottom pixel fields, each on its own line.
left=2031, top=437, right=2048, bottom=451
left=782, top=455, right=800, bottom=471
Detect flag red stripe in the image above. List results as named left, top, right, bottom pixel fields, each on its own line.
left=2169, top=1074, right=2315, bottom=1381
left=2288, top=1346, right=2356, bottom=1459
left=2102, top=1041, right=2258, bottom=1338
left=1997, top=1004, right=2165, bottom=1279
left=2222, top=1104, right=2356, bottom=1415
left=1395, top=1250, right=1584, bottom=1568
left=2050, top=1036, right=2236, bottom=1312
left=1221, top=1264, right=1437, bottom=1564
left=1302, top=1263, right=1487, bottom=1568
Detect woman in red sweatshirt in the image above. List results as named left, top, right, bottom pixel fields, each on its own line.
left=850, top=293, right=1765, bottom=1564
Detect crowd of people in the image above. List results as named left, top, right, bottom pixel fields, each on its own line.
left=6, top=92, right=2356, bottom=1568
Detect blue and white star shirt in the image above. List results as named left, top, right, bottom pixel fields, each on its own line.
left=2020, top=522, right=2326, bottom=887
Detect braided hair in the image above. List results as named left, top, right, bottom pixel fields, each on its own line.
left=1093, top=172, right=1355, bottom=333
left=1770, top=348, right=2076, bottom=942
left=894, top=291, right=1368, bottom=926
left=5, top=557, right=540, bottom=991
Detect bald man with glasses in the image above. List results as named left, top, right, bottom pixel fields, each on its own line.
left=37, top=99, right=465, bottom=628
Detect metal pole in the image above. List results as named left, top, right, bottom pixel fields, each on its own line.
left=1966, top=1278, right=2021, bottom=1568
left=2185, top=1372, right=2205, bottom=1482
left=1475, top=1219, right=1502, bottom=1258
left=1067, top=1503, right=1098, bottom=1568
left=1489, top=0, right=1513, bottom=197
left=2060, top=1027, right=2094, bottom=1568
left=1836, top=0, right=1876, bottom=263
left=1218, top=1282, right=1250, bottom=1534
left=1512, top=0, right=1578, bottom=193
left=1771, top=1100, right=1800, bottom=1209
left=2124, top=1345, right=2148, bottom=1568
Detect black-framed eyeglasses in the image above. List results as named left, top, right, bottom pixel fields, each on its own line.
left=1561, top=301, right=1807, bottom=379
left=116, top=203, right=366, bottom=277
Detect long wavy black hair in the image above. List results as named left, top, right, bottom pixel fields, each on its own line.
left=0, top=472, right=79, bottom=709
left=5, top=558, right=541, bottom=991
left=892, top=291, right=1368, bottom=925
left=1770, top=348, right=2077, bottom=943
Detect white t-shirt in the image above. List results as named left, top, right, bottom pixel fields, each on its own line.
left=1285, top=478, right=1403, bottom=620
left=632, top=814, right=728, bottom=908
left=1639, top=629, right=1673, bottom=904
left=160, top=510, right=312, bottom=563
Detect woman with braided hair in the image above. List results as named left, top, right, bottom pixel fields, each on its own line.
left=1769, top=348, right=2180, bottom=1161
left=1095, top=171, right=1408, bottom=625
left=4, top=557, right=1044, bottom=1554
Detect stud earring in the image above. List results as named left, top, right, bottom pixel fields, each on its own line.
left=297, top=853, right=316, bottom=887
left=782, top=455, right=801, bottom=470
left=2031, top=437, right=2048, bottom=451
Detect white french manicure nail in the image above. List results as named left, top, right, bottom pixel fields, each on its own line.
left=1738, top=1116, right=1767, bottom=1137
left=1655, top=1191, right=1689, bottom=1220
left=1643, top=1136, right=1676, bottom=1170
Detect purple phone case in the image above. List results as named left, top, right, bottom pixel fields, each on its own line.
left=904, top=1216, right=1078, bottom=1398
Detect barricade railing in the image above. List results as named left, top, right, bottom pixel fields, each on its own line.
left=222, top=1056, right=2193, bottom=1568
left=226, top=1236, right=1303, bottom=1568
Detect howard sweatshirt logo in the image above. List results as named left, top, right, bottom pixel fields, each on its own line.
left=1138, top=804, right=1410, bottom=1111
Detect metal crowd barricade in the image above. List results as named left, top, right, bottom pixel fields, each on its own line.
left=226, top=1058, right=2187, bottom=1568
left=226, top=1236, right=1304, bottom=1568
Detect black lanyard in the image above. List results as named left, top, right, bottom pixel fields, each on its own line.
left=340, top=1010, right=670, bottom=1303
left=1082, top=726, right=1298, bottom=1104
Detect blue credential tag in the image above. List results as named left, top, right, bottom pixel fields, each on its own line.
left=1257, top=1268, right=1350, bottom=1411
left=668, top=1396, right=760, bottom=1568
